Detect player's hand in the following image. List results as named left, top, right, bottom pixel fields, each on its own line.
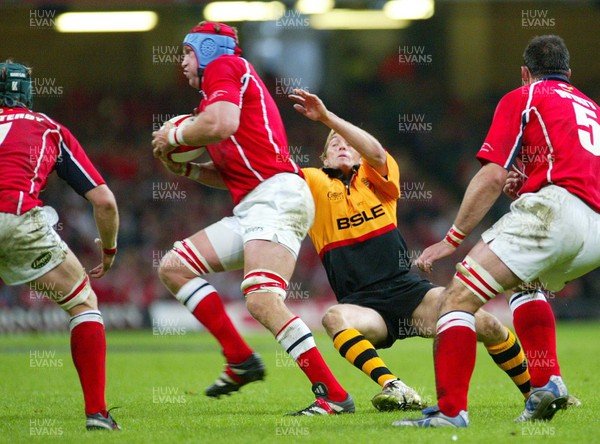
left=152, top=121, right=176, bottom=158
left=503, top=166, right=525, bottom=200
left=159, top=155, right=187, bottom=176
left=415, top=241, right=456, bottom=274
left=89, top=238, right=115, bottom=278
left=289, top=88, right=328, bottom=122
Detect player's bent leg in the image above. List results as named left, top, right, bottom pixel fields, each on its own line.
left=322, top=304, right=423, bottom=411
left=322, top=304, right=388, bottom=343
left=242, top=240, right=302, bottom=333
left=159, top=229, right=259, bottom=398
left=474, top=309, right=506, bottom=344
left=394, top=278, right=480, bottom=428
left=157, top=230, right=223, bottom=293
left=31, top=250, right=120, bottom=431
left=243, top=240, right=353, bottom=415
left=397, top=244, right=518, bottom=428
left=475, top=309, right=531, bottom=398
left=408, top=287, right=442, bottom=339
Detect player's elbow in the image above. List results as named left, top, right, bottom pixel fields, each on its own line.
left=202, top=104, right=240, bottom=141
left=86, top=185, right=118, bottom=215
left=370, top=147, right=387, bottom=168
left=212, top=118, right=239, bottom=140
left=480, top=163, right=508, bottom=193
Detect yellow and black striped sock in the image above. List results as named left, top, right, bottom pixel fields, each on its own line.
left=333, top=328, right=396, bottom=387
left=486, top=327, right=531, bottom=398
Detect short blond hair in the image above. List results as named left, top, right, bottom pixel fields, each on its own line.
left=321, top=129, right=337, bottom=162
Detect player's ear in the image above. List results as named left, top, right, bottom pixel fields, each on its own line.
left=567, top=68, right=572, bottom=79
left=520, top=66, right=531, bottom=85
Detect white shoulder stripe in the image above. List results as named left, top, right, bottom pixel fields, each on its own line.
left=29, top=127, right=60, bottom=195
left=530, top=107, right=555, bottom=183
left=504, top=81, right=542, bottom=169
left=29, top=113, right=62, bottom=197
left=17, top=191, right=24, bottom=215
left=231, top=134, right=264, bottom=181
left=232, top=58, right=300, bottom=175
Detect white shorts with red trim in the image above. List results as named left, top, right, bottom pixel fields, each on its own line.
left=0, top=207, right=67, bottom=285
left=482, top=185, right=600, bottom=292
left=202, top=173, right=314, bottom=271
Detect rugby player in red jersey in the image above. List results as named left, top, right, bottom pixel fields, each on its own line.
left=152, top=22, right=353, bottom=415
left=0, top=61, right=120, bottom=431
left=396, top=35, right=600, bottom=427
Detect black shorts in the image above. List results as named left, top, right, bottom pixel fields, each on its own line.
left=338, top=273, right=437, bottom=349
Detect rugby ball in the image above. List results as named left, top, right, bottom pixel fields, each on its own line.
left=163, top=114, right=206, bottom=162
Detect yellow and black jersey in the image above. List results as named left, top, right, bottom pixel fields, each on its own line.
left=303, top=153, right=412, bottom=299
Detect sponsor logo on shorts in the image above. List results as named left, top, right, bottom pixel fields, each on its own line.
left=31, top=252, right=52, bottom=269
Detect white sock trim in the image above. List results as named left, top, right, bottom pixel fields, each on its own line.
left=276, top=317, right=316, bottom=361
left=509, top=290, right=547, bottom=313
left=69, top=310, right=103, bottom=332
left=437, top=311, right=475, bottom=335
left=175, top=277, right=216, bottom=312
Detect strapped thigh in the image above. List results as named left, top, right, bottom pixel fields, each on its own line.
left=241, top=269, right=288, bottom=299
left=56, top=275, right=92, bottom=311
left=172, top=239, right=215, bottom=276
left=454, top=255, right=506, bottom=303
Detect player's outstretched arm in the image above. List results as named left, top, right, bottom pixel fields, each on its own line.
left=289, top=88, right=387, bottom=175
left=85, top=184, right=119, bottom=278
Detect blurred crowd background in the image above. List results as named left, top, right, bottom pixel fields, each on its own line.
left=2, top=0, right=600, bottom=330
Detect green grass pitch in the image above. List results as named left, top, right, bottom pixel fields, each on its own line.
left=1, top=322, right=599, bottom=443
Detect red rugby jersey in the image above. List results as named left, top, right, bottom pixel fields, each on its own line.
left=0, top=107, right=105, bottom=215
left=477, top=77, right=600, bottom=212
left=197, top=56, right=301, bottom=205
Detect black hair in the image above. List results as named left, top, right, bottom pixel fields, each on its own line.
left=523, top=35, right=570, bottom=77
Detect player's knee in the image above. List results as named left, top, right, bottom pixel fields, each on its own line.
left=67, top=290, right=98, bottom=316
left=242, top=269, right=288, bottom=324
left=159, top=240, right=215, bottom=291
left=321, top=306, right=346, bottom=336
left=245, top=292, right=279, bottom=325
left=452, top=255, right=506, bottom=307
left=55, top=275, right=94, bottom=313
left=157, top=250, right=195, bottom=294
left=157, top=252, right=178, bottom=286
left=439, top=279, right=486, bottom=314
left=474, top=310, right=506, bottom=345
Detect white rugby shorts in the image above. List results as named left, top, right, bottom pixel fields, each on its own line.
left=482, top=185, right=600, bottom=291
left=203, top=173, right=315, bottom=271
left=0, top=206, right=67, bottom=285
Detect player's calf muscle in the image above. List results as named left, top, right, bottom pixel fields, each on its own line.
left=475, top=310, right=507, bottom=345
